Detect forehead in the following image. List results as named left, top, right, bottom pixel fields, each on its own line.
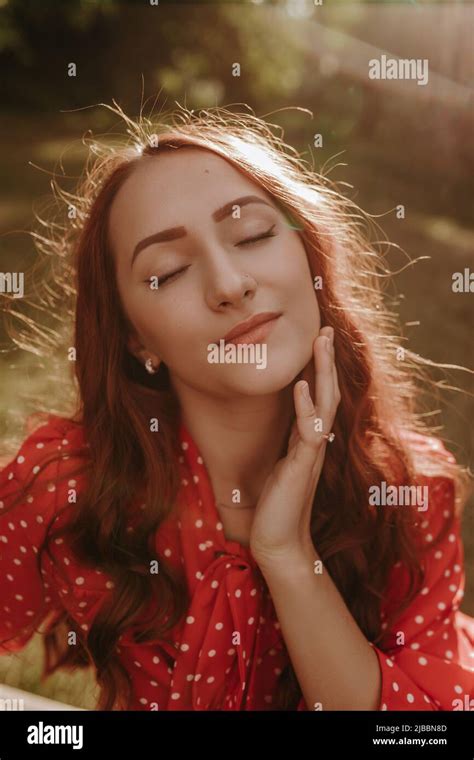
left=108, top=149, right=266, bottom=253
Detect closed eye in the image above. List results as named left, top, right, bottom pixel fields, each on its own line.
left=236, top=224, right=277, bottom=247
left=144, top=225, right=278, bottom=287
left=144, top=268, right=188, bottom=287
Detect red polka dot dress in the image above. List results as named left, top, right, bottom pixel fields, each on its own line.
left=1, top=414, right=473, bottom=710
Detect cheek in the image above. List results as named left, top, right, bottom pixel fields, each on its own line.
left=294, top=245, right=319, bottom=308
left=275, top=235, right=310, bottom=280
left=276, top=241, right=319, bottom=308
left=136, top=303, right=203, bottom=364
left=123, top=296, right=157, bottom=339
left=287, top=251, right=321, bottom=335
left=118, top=285, right=169, bottom=351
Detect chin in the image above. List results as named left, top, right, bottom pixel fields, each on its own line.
left=222, top=357, right=304, bottom=394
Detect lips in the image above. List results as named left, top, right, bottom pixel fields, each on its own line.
left=222, top=312, right=281, bottom=344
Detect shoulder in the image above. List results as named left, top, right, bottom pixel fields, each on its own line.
left=382, top=435, right=464, bottom=622
left=399, top=430, right=458, bottom=509
left=1, top=413, right=87, bottom=469
left=399, top=429, right=456, bottom=465
left=0, top=413, right=89, bottom=524
left=392, top=430, right=463, bottom=553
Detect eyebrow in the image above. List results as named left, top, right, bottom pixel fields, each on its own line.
left=130, top=194, right=275, bottom=268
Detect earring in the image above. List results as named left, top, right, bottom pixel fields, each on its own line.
left=145, top=358, right=158, bottom=374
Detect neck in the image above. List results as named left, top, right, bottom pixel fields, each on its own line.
left=173, top=381, right=295, bottom=506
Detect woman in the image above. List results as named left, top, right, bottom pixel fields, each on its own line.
left=1, top=103, right=473, bottom=711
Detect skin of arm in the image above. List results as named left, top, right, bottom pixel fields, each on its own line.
left=258, top=545, right=382, bottom=711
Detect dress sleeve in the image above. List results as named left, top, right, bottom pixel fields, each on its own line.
left=294, top=469, right=473, bottom=712
left=371, top=473, right=474, bottom=710
left=0, top=418, right=67, bottom=653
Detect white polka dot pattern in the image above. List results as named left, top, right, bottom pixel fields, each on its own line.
left=0, top=417, right=473, bottom=711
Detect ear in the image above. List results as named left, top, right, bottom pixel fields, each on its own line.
left=126, top=332, right=160, bottom=367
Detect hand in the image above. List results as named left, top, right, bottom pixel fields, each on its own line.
left=249, top=326, right=341, bottom=569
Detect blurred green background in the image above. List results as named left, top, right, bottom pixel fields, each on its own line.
left=0, top=0, right=472, bottom=709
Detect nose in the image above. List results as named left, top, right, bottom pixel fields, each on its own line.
left=204, top=256, right=257, bottom=310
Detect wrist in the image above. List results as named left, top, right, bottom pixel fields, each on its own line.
left=253, top=542, right=319, bottom=580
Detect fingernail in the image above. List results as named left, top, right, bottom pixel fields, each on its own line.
left=328, top=327, right=334, bottom=344
left=325, top=336, right=331, bottom=353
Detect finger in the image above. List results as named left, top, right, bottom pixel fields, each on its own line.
left=292, top=327, right=338, bottom=459
left=313, top=334, right=335, bottom=431
left=298, top=347, right=316, bottom=401
left=320, top=326, right=340, bottom=401
left=286, top=417, right=300, bottom=453
left=333, top=364, right=341, bottom=403
left=329, top=332, right=341, bottom=402
left=292, top=380, right=324, bottom=470
left=319, top=325, right=334, bottom=342
left=299, top=327, right=332, bottom=400
left=303, top=327, right=337, bottom=408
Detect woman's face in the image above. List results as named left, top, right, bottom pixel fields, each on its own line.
left=109, top=148, right=320, bottom=399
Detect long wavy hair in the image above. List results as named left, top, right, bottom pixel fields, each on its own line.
left=1, top=101, right=471, bottom=710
